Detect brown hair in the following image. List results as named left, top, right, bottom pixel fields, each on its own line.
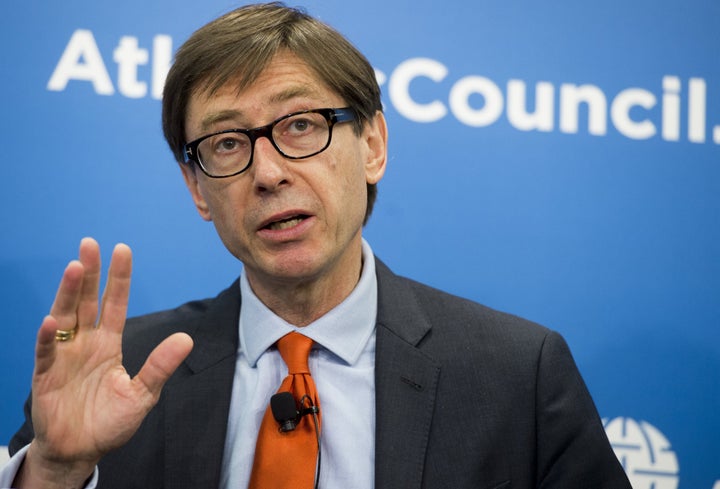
left=162, top=2, right=382, bottom=222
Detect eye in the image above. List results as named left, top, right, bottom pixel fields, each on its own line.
left=210, top=134, right=248, bottom=154
left=277, top=112, right=327, bottom=137
left=288, top=117, right=313, bottom=134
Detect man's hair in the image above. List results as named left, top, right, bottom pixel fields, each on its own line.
left=162, top=2, right=383, bottom=222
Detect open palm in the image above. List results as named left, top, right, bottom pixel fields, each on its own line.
left=20, top=238, right=193, bottom=487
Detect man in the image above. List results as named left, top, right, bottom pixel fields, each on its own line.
left=3, top=3, right=631, bottom=488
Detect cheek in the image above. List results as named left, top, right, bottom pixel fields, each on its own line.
left=334, top=157, right=370, bottom=219
left=334, top=142, right=369, bottom=187
left=201, top=181, right=247, bottom=228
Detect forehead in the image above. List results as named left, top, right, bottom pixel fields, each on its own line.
left=185, top=52, right=343, bottom=136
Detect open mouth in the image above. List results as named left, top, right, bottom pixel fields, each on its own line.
left=264, top=215, right=309, bottom=231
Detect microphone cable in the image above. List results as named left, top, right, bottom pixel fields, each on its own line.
left=299, top=394, right=321, bottom=489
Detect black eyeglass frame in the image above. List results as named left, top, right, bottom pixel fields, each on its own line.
left=182, top=107, right=357, bottom=178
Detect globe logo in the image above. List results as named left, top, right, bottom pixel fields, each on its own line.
left=603, top=417, right=679, bottom=489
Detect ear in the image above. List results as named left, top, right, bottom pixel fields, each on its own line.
left=180, top=163, right=212, bottom=221
left=363, top=111, right=388, bottom=185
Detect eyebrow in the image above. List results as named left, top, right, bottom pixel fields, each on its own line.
left=199, top=110, right=244, bottom=132
left=198, top=85, right=325, bottom=133
left=268, top=85, right=321, bottom=105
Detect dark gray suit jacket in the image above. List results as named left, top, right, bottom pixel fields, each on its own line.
left=11, top=259, right=631, bottom=488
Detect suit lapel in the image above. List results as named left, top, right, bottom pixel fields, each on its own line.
left=374, top=260, right=440, bottom=489
left=163, top=281, right=241, bottom=489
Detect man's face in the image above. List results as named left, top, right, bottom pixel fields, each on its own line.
left=181, top=51, right=387, bottom=302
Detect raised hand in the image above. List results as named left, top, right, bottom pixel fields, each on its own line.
left=15, top=238, right=193, bottom=488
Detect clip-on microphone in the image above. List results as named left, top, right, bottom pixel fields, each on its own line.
left=271, top=392, right=321, bottom=432
left=271, top=392, right=301, bottom=432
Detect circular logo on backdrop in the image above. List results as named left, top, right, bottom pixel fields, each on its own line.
left=603, top=417, right=679, bottom=489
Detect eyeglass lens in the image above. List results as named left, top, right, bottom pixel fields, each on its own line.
left=197, top=111, right=332, bottom=176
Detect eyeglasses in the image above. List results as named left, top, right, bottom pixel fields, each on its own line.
left=183, top=107, right=357, bottom=178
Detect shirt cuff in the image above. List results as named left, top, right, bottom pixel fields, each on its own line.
left=0, top=445, right=99, bottom=489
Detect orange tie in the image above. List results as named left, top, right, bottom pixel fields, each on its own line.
left=249, top=332, right=322, bottom=488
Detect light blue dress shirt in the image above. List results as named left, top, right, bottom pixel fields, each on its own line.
left=0, top=240, right=377, bottom=489
left=219, top=239, right=378, bottom=488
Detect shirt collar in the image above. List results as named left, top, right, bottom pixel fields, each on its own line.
left=239, top=239, right=377, bottom=367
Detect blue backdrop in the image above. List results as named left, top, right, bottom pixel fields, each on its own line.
left=1, top=1, right=718, bottom=487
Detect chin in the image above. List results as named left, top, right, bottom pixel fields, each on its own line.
left=252, top=251, right=327, bottom=282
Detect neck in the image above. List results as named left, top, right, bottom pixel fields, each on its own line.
left=246, top=244, right=364, bottom=327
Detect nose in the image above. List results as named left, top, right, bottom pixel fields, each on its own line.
left=250, top=136, right=290, bottom=193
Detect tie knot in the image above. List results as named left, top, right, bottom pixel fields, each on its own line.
left=277, top=332, right=313, bottom=374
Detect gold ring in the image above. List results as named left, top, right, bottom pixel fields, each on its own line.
left=55, top=327, right=77, bottom=342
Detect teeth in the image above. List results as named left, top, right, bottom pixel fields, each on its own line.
left=268, top=217, right=304, bottom=230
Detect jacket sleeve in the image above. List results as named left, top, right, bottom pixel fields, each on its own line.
left=8, top=393, right=34, bottom=456
left=535, top=331, right=632, bottom=488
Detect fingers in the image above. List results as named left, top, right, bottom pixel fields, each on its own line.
left=135, top=333, right=194, bottom=398
left=48, top=260, right=86, bottom=332
left=35, top=315, right=60, bottom=376
left=48, top=238, right=102, bottom=333
left=97, top=243, right=132, bottom=335
left=76, top=238, right=102, bottom=331
left=44, top=238, right=131, bottom=345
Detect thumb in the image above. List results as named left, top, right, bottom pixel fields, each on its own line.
left=134, top=333, right=193, bottom=398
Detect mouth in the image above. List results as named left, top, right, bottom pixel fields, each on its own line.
left=262, top=214, right=310, bottom=231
